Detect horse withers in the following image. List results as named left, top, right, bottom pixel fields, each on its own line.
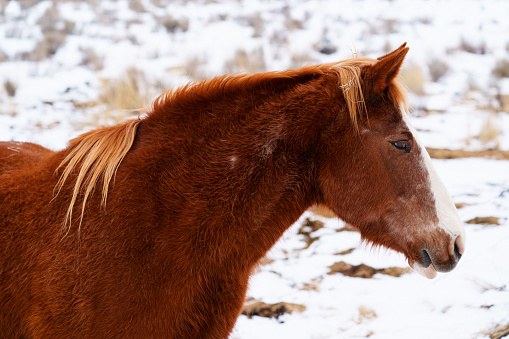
left=0, top=43, right=464, bottom=338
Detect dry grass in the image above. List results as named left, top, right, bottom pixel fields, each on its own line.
left=466, top=216, right=500, bottom=225
left=224, top=48, right=266, bottom=74
left=477, top=112, right=501, bottom=149
left=80, top=68, right=152, bottom=127
left=328, top=261, right=408, bottom=278
left=356, top=306, right=378, bottom=324
left=459, top=38, right=487, bottom=54
left=80, top=47, right=104, bottom=71
left=481, top=323, right=509, bottom=339
left=242, top=301, right=306, bottom=319
left=285, top=16, right=304, bottom=31
left=426, top=147, right=509, bottom=160
left=240, top=13, right=264, bottom=38
left=4, top=80, right=17, bottom=97
left=499, top=94, right=509, bottom=113
left=30, top=7, right=68, bottom=61
left=492, top=59, right=509, bottom=78
left=0, top=49, right=7, bottom=63
left=382, top=19, right=400, bottom=34
left=428, top=58, right=450, bottom=82
left=289, top=53, right=316, bottom=69
left=158, top=14, right=190, bottom=33
left=400, top=64, right=425, bottom=95
left=308, top=204, right=337, bottom=218
left=181, top=56, right=208, bottom=81
left=129, top=0, right=146, bottom=12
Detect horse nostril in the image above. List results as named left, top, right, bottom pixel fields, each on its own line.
left=454, top=238, right=462, bottom=261
left=421, top=249, right=432, bottom=268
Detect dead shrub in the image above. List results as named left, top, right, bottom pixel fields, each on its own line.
left=328, top=261, right=408, bottom=278
left=356, top=306, right=378, bottom=324
left=481, top=323, right=509, bottom=339
left=492, top=59, right=509, bottom=78
left=181, top=56, right=208, bottom=81
left=477, top=112, right=500, bottom=149
left=4, top=80, right=17, bottom=97
left=382, top=18, right=400, bottom=34
left=33, top=7, right=68, bottom=60
left=33, top=30, right=67, bottom=60
left=459, top=37, right=487, bottom=54
left=428, top=58, right=450, bottom=82
left=242, top=301, right=306, bottom=319
left=158, top=14, right=189, bottom=33
left=285, top=16, right=304, bottom=31
left=224, top=48, right=266, bottom=74
left=239, top=13, right=264, bottom=38
left=82, top=68, right=152, bottom=127
left=0, top=50, right=7, bottom=63
left=315, top=28, right=337, bottom=55
left=129, top=0, right=146, bottom=12
left=400, top=64, right=425, bottom=95
left=466, top=216, right=500, bottom=225
left=80, top=47, right=104, bottom=71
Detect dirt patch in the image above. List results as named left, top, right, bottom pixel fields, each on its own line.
left=241, top=301, right=306, bottom=319
left=427, top=148, right=509, bottom=160
left=328, top=261, right=409, bottom=278
left=466, top=216, right=500, bottom=225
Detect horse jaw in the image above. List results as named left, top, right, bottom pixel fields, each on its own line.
left=400, top=110, right=466, bottom=279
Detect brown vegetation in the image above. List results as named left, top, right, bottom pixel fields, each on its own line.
left=466, top=217, right=500, bottom=225
left=427, top=148, right=509, bottom=160
left=242, top=301, right=306, bottom=319
left=328, top=261, right=409, bottom=278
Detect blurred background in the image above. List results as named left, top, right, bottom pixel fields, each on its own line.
left=0, top=1, right=508, bottom=338
left=0, top=0, right=508, bottom=150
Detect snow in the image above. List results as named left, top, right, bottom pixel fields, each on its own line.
left=1, top=0, right=508, bottom=338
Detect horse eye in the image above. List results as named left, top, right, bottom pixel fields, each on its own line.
left=390, top=140, right=411, bottom=153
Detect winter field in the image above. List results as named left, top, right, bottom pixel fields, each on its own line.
left=1, top=0, right=508, bottom=338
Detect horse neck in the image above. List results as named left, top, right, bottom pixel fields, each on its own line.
left=134, top=82, right=329, bottom=266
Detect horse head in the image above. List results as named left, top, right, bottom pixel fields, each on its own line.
left=317, top=44, right=465, bottom=279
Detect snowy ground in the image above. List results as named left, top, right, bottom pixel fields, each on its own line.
left=1, top=0, right=508, bottom=338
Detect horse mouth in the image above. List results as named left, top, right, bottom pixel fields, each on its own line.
left=410, top=258, right=437, bottom=279
left=410, top=236, right=464, bottom=279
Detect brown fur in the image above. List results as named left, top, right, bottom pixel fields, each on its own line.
left=0, top=44, right=458, bottom=338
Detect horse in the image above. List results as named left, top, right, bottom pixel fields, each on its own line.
left=0, top=43, right=465, bottom=338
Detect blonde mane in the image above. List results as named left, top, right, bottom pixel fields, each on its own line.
left=55, top=58, right=408, bottom=232
left=55, top=118, right=141, bottom=232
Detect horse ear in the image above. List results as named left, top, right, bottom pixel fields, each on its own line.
left=365, top=43, right=409, bottom=94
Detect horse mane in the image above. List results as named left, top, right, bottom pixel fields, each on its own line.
left=55, top=118, right=141, bottom=231
left=152, top=58, right=408, bottom=131
left=55, top=58, right=408, bottom=231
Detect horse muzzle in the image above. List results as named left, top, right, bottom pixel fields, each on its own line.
left=410, top=234, right=465, bottom=279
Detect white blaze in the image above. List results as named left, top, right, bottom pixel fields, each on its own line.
left=400, top=111, right=466, bottom=258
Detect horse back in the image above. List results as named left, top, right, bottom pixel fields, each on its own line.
left=0, top=141, right=54, bottom=175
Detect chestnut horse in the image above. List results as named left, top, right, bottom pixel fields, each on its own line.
left=0, top=44, right=465, bottom=338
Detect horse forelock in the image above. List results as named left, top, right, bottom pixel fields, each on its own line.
left=55, top=118, right=141, bottom=233
left=331, top=58, right=410, bottom=131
